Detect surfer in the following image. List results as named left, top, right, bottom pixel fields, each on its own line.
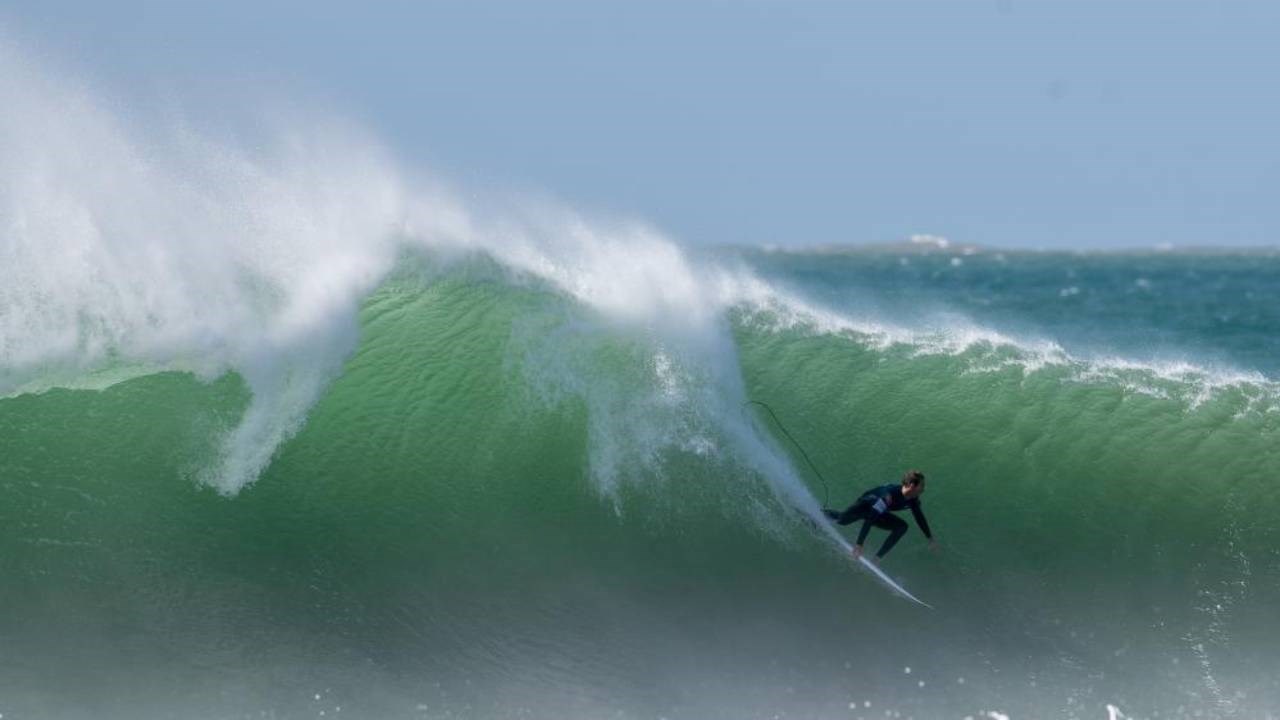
left=824, top=470, right=936, bottom=563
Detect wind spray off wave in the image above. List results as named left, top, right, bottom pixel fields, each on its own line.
left=0, top=38, right=824, bottom=516
left=1, top=38, right=422, bottom=491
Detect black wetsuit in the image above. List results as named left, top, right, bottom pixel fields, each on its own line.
left=825, top=484, right=933, bottom=559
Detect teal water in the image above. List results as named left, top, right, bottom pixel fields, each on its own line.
left=3, top=247, right=1279, bottom=720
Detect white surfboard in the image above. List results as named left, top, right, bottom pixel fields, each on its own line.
left=804, top=510, right=933, bottom=608
left=855, top=554, right=932, bottom=608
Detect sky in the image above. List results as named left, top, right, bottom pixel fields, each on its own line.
left=3, top=0, right=1278, bottom=249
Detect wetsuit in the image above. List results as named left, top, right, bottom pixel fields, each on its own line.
left=825, top=483, right=933, bottom=559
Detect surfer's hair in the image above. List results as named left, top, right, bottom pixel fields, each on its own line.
left=902, top=470, right=925, bottom=487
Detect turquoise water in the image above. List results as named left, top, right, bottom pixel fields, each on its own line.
left=3, top=244, right=1278, bottom=720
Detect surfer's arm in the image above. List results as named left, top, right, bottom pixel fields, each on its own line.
left=909, top=500, right=933, bottom=540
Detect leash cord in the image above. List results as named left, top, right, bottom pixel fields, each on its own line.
left=745, top=399, right=832, bottom=507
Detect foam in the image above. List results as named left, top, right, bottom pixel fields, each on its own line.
left=729, top=279, right=1280, bottom=414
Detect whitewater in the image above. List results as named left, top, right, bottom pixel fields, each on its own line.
left=3, top=38, right=1279, bottom=720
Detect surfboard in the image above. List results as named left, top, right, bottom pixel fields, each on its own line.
left=855, top=554, right=932, bottom=609
left=801, top=510, right=933, bottom=608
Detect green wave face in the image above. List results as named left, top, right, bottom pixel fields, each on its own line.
left=3, top=254, right=1279, bottom=720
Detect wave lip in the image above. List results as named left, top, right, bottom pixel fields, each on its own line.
left=732, top=278, right=1280, bottom=417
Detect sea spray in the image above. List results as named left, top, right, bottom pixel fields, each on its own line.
left=0, top=38, right=828, bottom=518
left=1, top=38, right=412, bottom=492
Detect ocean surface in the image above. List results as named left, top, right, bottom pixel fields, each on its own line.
left=4, top=232, right=1279, bottom=719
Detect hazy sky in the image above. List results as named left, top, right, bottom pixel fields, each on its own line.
left=5, top=1, right=1278, bottom=249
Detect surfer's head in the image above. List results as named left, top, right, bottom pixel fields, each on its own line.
left=901, top=470, right=925, bottom=499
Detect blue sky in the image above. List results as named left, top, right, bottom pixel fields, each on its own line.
left=5, top=1, right=1278, bottom=249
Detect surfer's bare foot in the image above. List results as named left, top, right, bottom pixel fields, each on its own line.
left=851, top=545, right=863, bottom=560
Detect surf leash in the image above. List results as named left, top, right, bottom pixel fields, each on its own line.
left=745, top=399, right=833, bottom=507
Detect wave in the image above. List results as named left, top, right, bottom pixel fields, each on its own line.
left=5, top=263, right=1279, bottom=717
left=4, top=34, right=1277, bottom=513
left=0, top=37, right=773, bottom=498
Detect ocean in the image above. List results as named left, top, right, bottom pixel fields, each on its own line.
left=3, top=229, right=1279, bottom=719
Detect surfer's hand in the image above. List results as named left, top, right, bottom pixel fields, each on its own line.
left=928, top=540, right=940, bottom=554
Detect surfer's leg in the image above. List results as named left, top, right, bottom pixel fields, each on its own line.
left=832, top=499, right=871, bottom=526
left=873, top=514, right=908, bottom=558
